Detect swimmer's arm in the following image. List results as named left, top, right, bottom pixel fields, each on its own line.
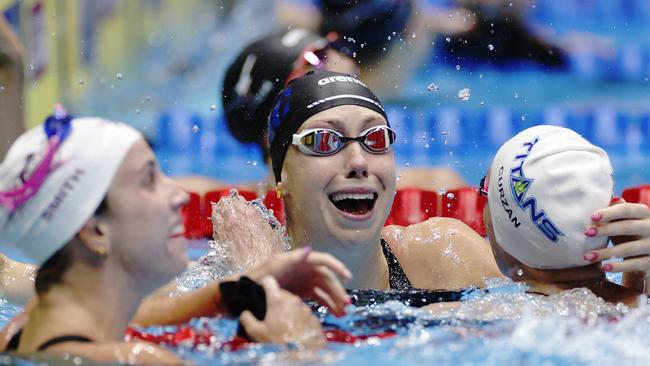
left=132, top=280, right=230, bottom=327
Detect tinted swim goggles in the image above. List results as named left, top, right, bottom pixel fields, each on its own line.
left=479, top=175, right=489, bottom=197
left=292, top=126, right=396, bottom=156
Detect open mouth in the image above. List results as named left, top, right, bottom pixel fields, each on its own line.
left=329, top=192, right=378, bottom=216
left=169, top=223, right=185, bottom=238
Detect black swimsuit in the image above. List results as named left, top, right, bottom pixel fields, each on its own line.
left=5, top=329, right=92, bottom=352
left=380, top=238, right=413, bottom=290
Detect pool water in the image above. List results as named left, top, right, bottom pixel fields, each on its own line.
left=6, top=0, right=650, bottom=364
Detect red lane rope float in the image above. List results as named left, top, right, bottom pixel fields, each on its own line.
left=324, top=329, right=396, bottom=343
left=125, top=326, right=396, bottom=350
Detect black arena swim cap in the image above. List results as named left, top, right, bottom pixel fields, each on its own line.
left=268, top=70, right=388, bottom=183
left=222, top=29, right=325, bottom=147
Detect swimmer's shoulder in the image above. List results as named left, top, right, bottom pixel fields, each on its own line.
left=383, top=217, right=504, bottom=289
left=44, top=341, right=185, bottom=365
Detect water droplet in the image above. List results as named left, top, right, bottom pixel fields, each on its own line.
left=521, top=115, right=526, bottom=121
left=116, top=72, right=123, bottom=80
left=252, top=160, right=258, bottom=166
left=427, top=83, right=439, bottom=92
left=516, top=269, right=524, bottom=276
left=78, top=80, right=84, bottom=86
left=488, top=44, right=494, bottom=51
left=387, top=35, right=392, bottom=41
left=455, top=64, right=461, bottom=71
left=136, top=109, right=141, bottom=115
left=192, top=125, right=200, bottom=133
left=210, top=104, right=216, bottom=111
left=424, top=143, right=430, bottom=149
left=411, top=32, right=416, bottom=38
left=28, top=64, right=34, bottom=70
left=457, top=88, right=471, bottom=101
left=405, top=162, right=410, bottom=167
left=448, top=13, right=453, bottom=18
left=438, top=188, right=448, bottom=196
left=514, top=92, right=519, bottom=99
left=446, top=192, right=455, bottom=199
left=0, top=85, right=4, bottom=91
left=445, top=37, right=451, bottom=43
left=145, top=96, right=151, bottom=101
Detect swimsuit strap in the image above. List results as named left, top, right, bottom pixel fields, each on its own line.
left=380, top=238, right=413, bottom=290
left=3, top=328, right=92, bottom=352
left=37, top=335, right=93, bottom=351
left=5, top=329, right=22, bottom=351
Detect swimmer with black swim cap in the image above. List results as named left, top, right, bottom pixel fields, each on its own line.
left=268, top=70, right=502, bottom=291
left=178, top=29, right=359, bottom=196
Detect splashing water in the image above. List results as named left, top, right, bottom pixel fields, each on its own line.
left=427, top=83, right=439, bottom=92
left=175, top=191, right=289, bottom=294
left=457, top=88, right=471, bottom=101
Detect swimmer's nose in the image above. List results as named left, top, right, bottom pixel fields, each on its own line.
left=167, top=177, right=189, bottom=209
left=345, top=142, right=369, bottom=179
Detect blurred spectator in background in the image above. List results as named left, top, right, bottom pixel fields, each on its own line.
left=0, top=16, right=24, bottom=159
left=440, top=0, right=568, bottom=69
left=276, top=0, right=591, bottom=92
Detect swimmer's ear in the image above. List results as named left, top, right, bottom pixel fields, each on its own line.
left=76, top=217, right=111, bottom=258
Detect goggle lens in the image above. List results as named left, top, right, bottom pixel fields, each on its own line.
left=295, top=126, right=396, bottom=156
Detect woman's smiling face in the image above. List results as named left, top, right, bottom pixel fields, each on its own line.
left=281, top=104, right=397, bottom=249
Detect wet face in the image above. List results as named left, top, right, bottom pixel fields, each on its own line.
left=102, top=139, right=188, bottom=292
left=281, top=105, right=396, bottom=248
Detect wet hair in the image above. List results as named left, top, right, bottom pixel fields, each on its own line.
left=222, top=30, right=324, bottom=155
left=34, top=196, right=109, bottom=295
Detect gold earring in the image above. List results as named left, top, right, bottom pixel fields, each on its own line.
left=276, top=182, right=285, bottom=199
left=93, top=246, right=108, bottom=257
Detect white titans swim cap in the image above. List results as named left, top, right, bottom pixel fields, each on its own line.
left=0, top=115, right=141, bottom=265
left=487, top=125, right=613, bottom=269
